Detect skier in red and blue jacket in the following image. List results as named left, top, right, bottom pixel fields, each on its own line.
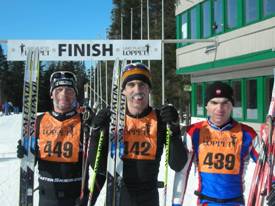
left=172, top=81, right=260, bottom=206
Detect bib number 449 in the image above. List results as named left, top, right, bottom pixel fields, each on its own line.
left=44, top=140, right=73, bottom=158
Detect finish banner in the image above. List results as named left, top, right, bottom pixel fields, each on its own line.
left=7, top=40, right=161, bottom=61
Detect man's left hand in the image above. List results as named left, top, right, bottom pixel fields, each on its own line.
left=160, top=104, right=179, bottom=123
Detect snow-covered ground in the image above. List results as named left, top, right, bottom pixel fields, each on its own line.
left=0, top=113, right=258, bottom=205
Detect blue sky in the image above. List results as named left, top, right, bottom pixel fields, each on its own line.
left=1, top=0, right=113, bottom=40
left=0, top=0, right=113, bottom=68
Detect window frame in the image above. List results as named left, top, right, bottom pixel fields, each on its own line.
left=244, top=0, right=260, bottom=25
left=231, top=79, right=244, bottom=120
left=191, top=76, right=267, bottom=123
left=201, top=0, right=212, bottom=38
left=176, top=0, right=275, bottom=48
left=262, top=0, right=275, bottom=19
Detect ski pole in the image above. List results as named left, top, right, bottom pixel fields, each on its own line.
left=267, top=116, right=274, bottom=195
left=87, top=130, right=104, bottom=206
left=80, top=109, right=91, bottom=198
left=80, top=107, right=94, bottom=201
left=162, top=123, right=171, bottom=206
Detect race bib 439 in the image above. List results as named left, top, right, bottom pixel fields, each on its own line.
left=198, top=124, right=242, bottom=175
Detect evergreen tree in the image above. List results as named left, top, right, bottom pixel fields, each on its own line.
left=0, top=45, right=8, bottom=106
left=108, top=0, right=189, bottom=110
left=6, top=61, right=25, bottom=109
left=0, top=45, right=25, bottom=110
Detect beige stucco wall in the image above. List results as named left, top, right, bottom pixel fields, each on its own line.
left=175, top=0, right=204, bottom=16
left=176, top=17, right=275, bottom=71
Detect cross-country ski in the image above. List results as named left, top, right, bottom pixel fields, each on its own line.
left=1, top=1, right=275, bottom=206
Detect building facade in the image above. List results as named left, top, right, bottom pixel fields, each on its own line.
left=175, top=0, right=275, bottom=132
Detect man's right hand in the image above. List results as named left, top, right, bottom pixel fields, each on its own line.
left=92, top=108, right=111, bottom=129
left=17, top=139, right=25, bottom=158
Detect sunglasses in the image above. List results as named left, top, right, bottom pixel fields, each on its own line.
left=50, top=71, right=77, bottom=83
left=122, top=63, right=149, bottom=74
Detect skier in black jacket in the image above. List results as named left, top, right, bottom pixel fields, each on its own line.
left=17, top=71, right=90, bottom=206
left=89, top=63, right=188, bottom=206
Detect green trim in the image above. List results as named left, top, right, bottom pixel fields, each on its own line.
left=263, top=75, right=274, bottom=115
left=197, top=83, right=204, bottom=117
left=241, top=79, right=246, bottom=121
left=210, top=0, right=214, bottom=36
left=245, top=78, right=260, bottom=122
left=176, top=15, right=181, bottom=48
left=263, top=76, right=268, bottom=115
left=262, top=0, right=275, bottom=19
left=202, top=0, right=212, bottom=38
left=191, top=84, right=196, bottom=116
left=231, top=79, right=243, bottom=121
left=192, top=83, right=206, bottom=117
left=191, top=77, right=270, bottom=123
left=258, top=0, right=263, bottom=19
left=213, top=0, right=225, bottom=34
left=196, top=5, right=201, bottom=38
left=175, top=0, right=275, bottom=50
left=258, top=77, right=264, bottom=122
left=237, top=0, right=244, bottom=27
left=202, top=83, right=207, bottom=116
left=176, top=49, right=275, bottom=74
left=180, top=12, right=189, bottom=47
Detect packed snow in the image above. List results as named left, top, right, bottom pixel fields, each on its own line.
left=0, top=113, right=258, bottom=206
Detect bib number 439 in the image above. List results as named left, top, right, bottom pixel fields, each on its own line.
left=203, top=152, right=235, bottom=170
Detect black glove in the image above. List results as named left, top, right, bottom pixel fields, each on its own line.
left=92, top=108, right=111, bottom=129
left=267, top=183, right=275, bottom=206
left=17, top=139, right=26, bottom=158
left=160, top=104, right=179, bottom=123
left=160, top=105, right=181, bottom=138
left=75, top=196, right=88, bottom=206
left=82, top=106, right=95, bottom=125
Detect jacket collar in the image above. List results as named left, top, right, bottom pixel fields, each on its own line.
left=207, top=117, right=235, bottom=131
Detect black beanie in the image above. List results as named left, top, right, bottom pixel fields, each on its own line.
left=50, top=71, right=78, bottom=95
left=205, top=81, right=234, bottom=105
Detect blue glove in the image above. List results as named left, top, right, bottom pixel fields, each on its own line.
left=172, top=204, right=181, bottom=206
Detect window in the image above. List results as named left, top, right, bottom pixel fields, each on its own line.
left=176, top=0, right=275, bottom=48
left=263, top=0, right=275, bottom=17
left=232, top=80, right=242, bottom=118
left=246, top=79, right=258, bottom=119
left=264, top=77, right=274, bottom=115
left=181, top=13, right=188, bottom=39
left=226, top=0, right=238, bottom=29
left=196, top=84, right=204, bottom=116
left=245, top=0, right=258, bottom=23
left=202, top=1, right=211, bottom=38
left=190, top=7, right=198, bottom=39
left=213, top=0, right=223, bottom=34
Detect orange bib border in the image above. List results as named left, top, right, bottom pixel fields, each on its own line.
left=39, top=112, right=81, bottom=163
left=198, top=122, right=243, bottom=175
left=123, top=111, right=158, bottom=160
